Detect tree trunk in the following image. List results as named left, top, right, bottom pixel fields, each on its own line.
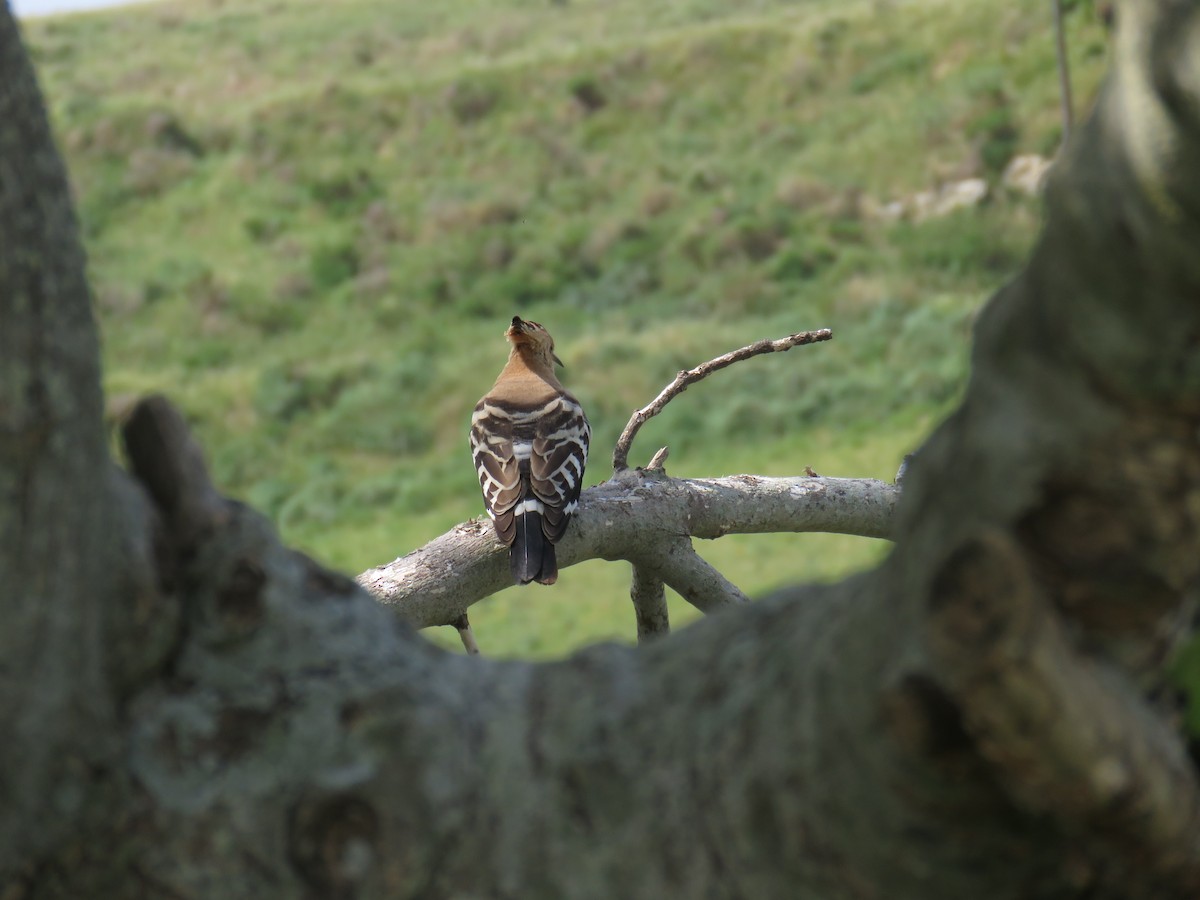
left=0, top=6, right=126, bottom=876
left=4, top=2, right=1200, bottom=898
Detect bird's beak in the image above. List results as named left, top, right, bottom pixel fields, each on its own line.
left=553, top=352, right=565, bottom=367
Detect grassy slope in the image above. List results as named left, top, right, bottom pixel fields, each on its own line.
left=22, top=0, right=1109, bottom=657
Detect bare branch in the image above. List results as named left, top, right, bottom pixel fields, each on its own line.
left=629, top=565, right=669, bottom=643
left=611, top=329, right=833, bottom=472
left=359, top=472, right=897, bottom=628
left=639, top=537, right=750, bottom=612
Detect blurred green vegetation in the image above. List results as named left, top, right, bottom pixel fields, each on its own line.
left=24, top=0, right=1111, bottom=657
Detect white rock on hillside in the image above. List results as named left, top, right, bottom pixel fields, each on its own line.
left=1002, top=154, right=1053, bottom=196
left=910, top=178, right=989, bottom=222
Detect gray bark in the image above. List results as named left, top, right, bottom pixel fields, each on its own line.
left=628, top=563, right=669, bottom=642
left=4, top=1, right=1200, bottom=898
left=358, top=471, right=898, bottom=628
left=0, top=7, right=124, bottom=874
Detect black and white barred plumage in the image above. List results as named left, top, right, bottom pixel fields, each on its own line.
left=470, top=317, right=590, bottom=585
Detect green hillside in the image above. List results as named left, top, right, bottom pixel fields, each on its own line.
left=21, top=0, right=1110, bottom=657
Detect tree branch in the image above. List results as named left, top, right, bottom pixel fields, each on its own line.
left=367, top=328, right=838, bottom=640
left=636, top=536, right=750, bottom=612
left=629, top=565, right=669, bottom=643
left=611, top=329, right=833, bottom=471
left=358, top=472, right=897, bottom=628
left=1053, top=0, right=1074, bottom=141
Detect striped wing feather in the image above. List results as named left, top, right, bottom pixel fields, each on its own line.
left=469, top=414, right=523, bottom=546
left=472, top=394, right=588, bottom=546
left=531, top=409, right=589, bottom=542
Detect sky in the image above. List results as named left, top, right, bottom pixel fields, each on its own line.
left=11, top=0, right=162, bottom=16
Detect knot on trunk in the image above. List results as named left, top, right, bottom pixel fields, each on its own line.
left=289, top=793, right=380, bottom=900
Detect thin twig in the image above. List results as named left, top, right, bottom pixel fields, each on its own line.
left=611, top=329, right=833, bottom=471
left=1053, top=0, right=1073, bottom=142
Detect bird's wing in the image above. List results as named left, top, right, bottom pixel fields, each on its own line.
left=470, top=405, right=524, bottom=546
left=530, top=397, right=590, bottom=543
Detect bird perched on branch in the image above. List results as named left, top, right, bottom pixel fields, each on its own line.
left=470, top=317, right=590, bottom=585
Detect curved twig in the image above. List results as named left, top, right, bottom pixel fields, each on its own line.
left=611, top=329, right=833, bottom=472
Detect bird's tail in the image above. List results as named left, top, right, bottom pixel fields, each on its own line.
left=510, top=509, right=558, bottom=585
left=536, top=541, right=558, bottom=585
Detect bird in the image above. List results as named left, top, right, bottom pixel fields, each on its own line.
left=470, top=316, right=590, bottom=585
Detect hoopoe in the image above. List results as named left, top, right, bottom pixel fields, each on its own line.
left=470, top=317, right=590, bottom=585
